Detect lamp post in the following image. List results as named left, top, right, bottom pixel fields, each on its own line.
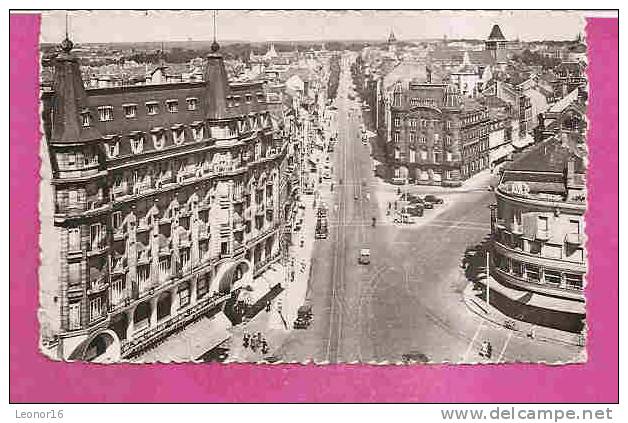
left=487, top=204, right=497, bottom=311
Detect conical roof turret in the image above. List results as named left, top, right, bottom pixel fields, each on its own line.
left=50, top=36, right=101, bottom=143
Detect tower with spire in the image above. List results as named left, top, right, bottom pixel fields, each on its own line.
left=387, top=27, right=398, bottom=54
left=485, top=24, right=507, bottom=54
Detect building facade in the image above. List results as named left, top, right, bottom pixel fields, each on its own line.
left=384, top=80, right=465, bottom=186
left=40, top=37, right=293, bottom=361
left=490, top=138, right=586, bottom=333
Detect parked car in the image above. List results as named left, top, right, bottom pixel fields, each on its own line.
left=358, top=248, right=371, bottom=265
left=401, top=351, right=430, bottom=364
left=406, top=205, right=424, bottom=217
left=391, top=177, right=406, bottom=185
left=407, top=196, right=432, bottom=209
left=423, top=194, right=444, bottom=205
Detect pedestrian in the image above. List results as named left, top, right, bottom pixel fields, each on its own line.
left=243, top=333, right=249, bottom=348
left=388, top=201, right=391, bottom=210
left=394, top=200, right=397, bottom=209
left=266, top=301, right=271, bottom=313
left=397, top=187, right=401, bottom=195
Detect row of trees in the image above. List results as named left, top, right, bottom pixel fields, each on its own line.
left=327, top=55, right=341, bottom=101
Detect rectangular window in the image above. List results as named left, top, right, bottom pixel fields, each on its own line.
left=393, top=132, right=400, bottom=143
left=81, top=112, right=91, bottom=127
left=178, top=284, right=190, bottom=308
left=68, top=228, right=81, bottom=251
left=111, top=211, right=122, bottom=230
left=68, top=302, right=81, bottom=330
left=220, top=242, right=229, bottom=256
left=409, top=150, right=416, bottom=163
left=526, top=264, right=540, bottom=283
left=544, top=269, right=562, bottom=287
left=538, top=216, right=549, bottom=231
left=186, top=97, right=198, bottom=111
left=410, top=119, right=417, bottom=128
left=90, top=224, right=102, bottom=251
left=166, top=100, right=178, bottom=113
left=68, top=262, right=81, bottom=286
left=446, top=152, right=453, bottom=162
left=90, top=297, right=102, bottom=322
left=123, top=104, right=137, bottom=118
left=197, top=275, right=209, bottom=299
left=130, top=135, right=144, bottom=154
left=146, top=102, right=159, bottom=115
left=420, top=150, right=427, bottom=160
left=98, top=106, right=113, bottom=122
left=68, top=190, right=79, bottom=206
left=565, top=273, right=583, bottom=290
left=419, top=136, right=426, bottom=144
left=245, top=94, right=253, bottom=103
left=394, top=117, right=401, bottom=127
left=511, top=260, right=523, bottom=277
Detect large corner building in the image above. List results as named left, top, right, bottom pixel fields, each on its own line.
left=40, top=36, right=293, bottom=361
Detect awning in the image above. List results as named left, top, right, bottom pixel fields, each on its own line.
left=480, top=277, right=585, bottom=315
left=133, top=312, right=232, bottom=363
left=490, top=143, right=514, bottom=162
left=512, top=134, right=534, bottom=149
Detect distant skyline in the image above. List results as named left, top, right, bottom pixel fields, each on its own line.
left=40, top=10, right=587, bottom=44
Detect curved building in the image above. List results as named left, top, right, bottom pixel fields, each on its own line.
left=490, top=137, right=586, bottom=333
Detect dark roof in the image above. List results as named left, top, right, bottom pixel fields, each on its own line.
left=488, top=24, right=506, bottom=41
left=505, top=137, right=572, bottom=173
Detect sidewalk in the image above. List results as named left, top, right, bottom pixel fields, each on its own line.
left=226, top=136, right=323, bottom=363
left=463, top=278, right=586, bottom=348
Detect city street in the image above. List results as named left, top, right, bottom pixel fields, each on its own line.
left=276, top=54, right=584, bottom=364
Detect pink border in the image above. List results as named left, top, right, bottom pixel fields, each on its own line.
left=9, top=14, right=618, bottom=403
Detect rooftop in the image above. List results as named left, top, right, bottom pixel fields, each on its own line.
left=488, top=24, right=506, bottom=41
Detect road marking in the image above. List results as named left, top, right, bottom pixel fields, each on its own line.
left=497, top=330, right=513, bottom=362
left=463, top=321, right=484, bottom=362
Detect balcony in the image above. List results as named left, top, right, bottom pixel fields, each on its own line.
left=177, top=167, right=197, bottom=183
left=88, top=274, right=109, bottom=295
left=113, top=229, right=125, bottom=241
left=137, top=217, right=151, bottom=232
left=565, top=233, right=583, bottom=246
left=210, top=126, right=238, bottom=140
left=111, top=259, right=127, bottom=276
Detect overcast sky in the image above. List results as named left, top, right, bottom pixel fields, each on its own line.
left=40, top=10, right=586, bottom=44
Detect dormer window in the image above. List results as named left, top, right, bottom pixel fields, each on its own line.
left=172, top=125, right=185, bottom=145
left=245, top=94, right=253, bottom=103
left=151, top=128, right=165, bottom=150
left=123, top=103, right=137, bottom=119
left=191, top=122, right=204, bottom=141
left=103, top=136, right=120, bottom=158
left=98, top=106, right=113, bottom=122
left=146, top=101, right=159, bottom=116
left=186, top=97, right=198, bottom=111
left=130, top=132, right=144, bottom=154
left=166, top=100, right=178, bottom=113
left=233, top=95, right=241, bottom=106
left=80, top=110, right=91, bottom=127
